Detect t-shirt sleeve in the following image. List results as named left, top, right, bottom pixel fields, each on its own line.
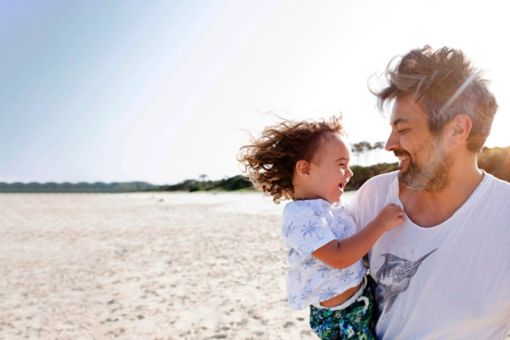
left=282, top=203, right=337, bottom=258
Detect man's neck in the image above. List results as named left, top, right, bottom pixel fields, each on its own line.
left=399, top=164, right=484, bottom=228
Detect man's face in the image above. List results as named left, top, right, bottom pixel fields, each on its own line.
left=385, top=96, right=451, bottom=191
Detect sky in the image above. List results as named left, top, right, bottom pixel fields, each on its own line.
left=1, top=0, right=509, bottom=185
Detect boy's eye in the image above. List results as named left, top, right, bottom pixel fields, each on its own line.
left=397, top=128, right=410, bottom=134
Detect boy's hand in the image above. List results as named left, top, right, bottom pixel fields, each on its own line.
left=374, top=204, right=405, bottom=231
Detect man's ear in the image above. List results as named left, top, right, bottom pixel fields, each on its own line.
left=448, top=114, right=472, bottom=146
left=295, top=160, right=311, bottom=177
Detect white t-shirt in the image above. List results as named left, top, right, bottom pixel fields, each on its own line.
left=282, top=199, right=366, bottom=310
left=348, top=171, right=510, bottom=340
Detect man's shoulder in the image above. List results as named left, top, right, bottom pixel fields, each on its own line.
left=359, top=170, right=398, bottom=192
left=484, top=172, right=510, bottom=197
left=486, top=172, right=510, bottom=186
left=347, top=171, right=398, bottom=218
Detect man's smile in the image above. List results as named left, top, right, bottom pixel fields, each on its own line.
left=394, top=151, right=411, bottom=171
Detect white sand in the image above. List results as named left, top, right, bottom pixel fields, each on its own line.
left=1, top=193, right=508, bottom=339
left=0, top=193, right=312, bottom=339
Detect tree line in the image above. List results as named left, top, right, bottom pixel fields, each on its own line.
left=1, top=145, right=508, bottom=193
left=0, top=181, right=157, bottom=193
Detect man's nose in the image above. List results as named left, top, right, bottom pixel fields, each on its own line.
left=385, top=130, right=398, bottom=151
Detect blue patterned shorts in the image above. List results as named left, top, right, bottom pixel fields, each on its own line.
left=309, top=280, right=376, bottom=340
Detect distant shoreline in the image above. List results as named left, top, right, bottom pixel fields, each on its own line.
left=2, top=146, right=508, bottom=193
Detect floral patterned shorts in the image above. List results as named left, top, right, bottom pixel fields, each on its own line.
left=309, top=280, right=376, bottom=340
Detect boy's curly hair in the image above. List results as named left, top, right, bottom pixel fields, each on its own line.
left=238, top=117, right=343, bottom=203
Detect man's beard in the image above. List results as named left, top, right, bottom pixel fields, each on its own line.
left=397, top=147, right=451, bottom=192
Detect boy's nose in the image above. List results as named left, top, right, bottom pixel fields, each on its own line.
left=346, top=167, right=353, bottom=178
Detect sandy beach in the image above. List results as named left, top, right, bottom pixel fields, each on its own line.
left=0, top=192, right=313, bottom=339
left=2, top=192, right=509, bottom=339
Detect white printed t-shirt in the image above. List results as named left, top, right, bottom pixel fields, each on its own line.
left=282, top=199, right=365, bottom=310
left=348, top=171, right=510, bottom=340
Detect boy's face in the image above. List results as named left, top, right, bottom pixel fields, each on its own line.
left=308, top=134, right=353, bottom=203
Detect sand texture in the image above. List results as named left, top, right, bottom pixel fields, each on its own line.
left=0, top=193, right=312, bottom=339
left=1, top=193, right=508, bottom=339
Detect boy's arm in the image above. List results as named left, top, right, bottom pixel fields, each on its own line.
left=312, top=204, right=403, bottom=269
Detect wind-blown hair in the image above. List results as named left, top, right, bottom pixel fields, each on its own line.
left=374, top=46, right=498, bottom=152
left=238, top=117, right=343, bottom=203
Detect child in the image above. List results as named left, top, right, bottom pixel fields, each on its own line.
left=238, top=117, right=403, bottom=339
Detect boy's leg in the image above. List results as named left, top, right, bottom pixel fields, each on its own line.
left=309, top=306, right=343, bottom=339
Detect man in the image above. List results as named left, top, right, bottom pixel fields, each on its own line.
left=349, top=46, right=510, bottom=339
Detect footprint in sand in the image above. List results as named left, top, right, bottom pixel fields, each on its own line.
left=283, top=321, right=295, bottom=328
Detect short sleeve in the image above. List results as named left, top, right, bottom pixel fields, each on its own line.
left=282, top=202, right=337, bottom=258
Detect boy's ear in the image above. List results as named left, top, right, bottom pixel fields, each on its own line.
left=295, top=160, right=311, bottom=176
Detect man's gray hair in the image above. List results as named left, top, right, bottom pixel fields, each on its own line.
left=373, top=46, right=498, bottom=152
